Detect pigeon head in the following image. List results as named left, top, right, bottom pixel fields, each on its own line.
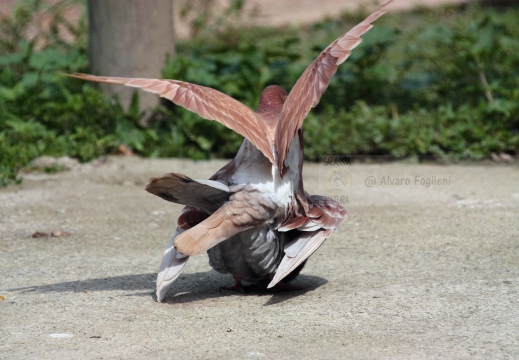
left=256, top=85, right=287, bottom=114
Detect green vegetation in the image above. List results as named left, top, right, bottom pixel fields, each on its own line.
left=1, top=0, right=518, bottom=186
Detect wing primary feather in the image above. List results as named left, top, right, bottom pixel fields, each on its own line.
left=64, top=73, right=277, bottom=166
left=274, top=0, right=393, bottom=172
left=268, top=229, right=332, bottom=288
left=156, top=230, right=189, bottom=302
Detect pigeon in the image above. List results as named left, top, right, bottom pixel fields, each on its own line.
left=68, top=1, right=392, bottom=302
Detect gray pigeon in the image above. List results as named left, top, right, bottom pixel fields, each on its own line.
left=68, top=1, right=392, bottom=302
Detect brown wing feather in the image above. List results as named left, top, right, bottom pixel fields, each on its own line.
left=173, top=190, right=277, bottom=256
left=274, top=0, right=393, bottom=171
left=268, top=229, right=333, bottom=288
left=145, top=173, right=230, bottom=213
left=279, top=195, right=347, bottom=232
left=269, top=196, right=347, bottom=287
left=66, top=74, right=276, bottom=165
left=307, top=195, right=348, bottom=229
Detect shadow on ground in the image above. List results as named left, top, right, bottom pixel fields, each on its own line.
left=7, top=271, right=328, bottom=306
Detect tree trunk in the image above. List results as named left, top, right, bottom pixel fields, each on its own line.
left=88, top=0, right=174, bottom=118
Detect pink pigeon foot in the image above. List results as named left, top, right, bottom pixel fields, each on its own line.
left=220, top=276, right=246, bottom=293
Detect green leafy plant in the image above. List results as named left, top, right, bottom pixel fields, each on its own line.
left=1, top=1, right=518, bottom=187
left=0, top=0, right=152, bottom=185
left=176, top=0, right=249, bottom=38
left=162, top=4, right=519, bottom=161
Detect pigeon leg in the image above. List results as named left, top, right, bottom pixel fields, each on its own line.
left=220, top=276, right=246, bottom=293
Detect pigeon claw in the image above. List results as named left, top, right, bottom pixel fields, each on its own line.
left=220, top=276, right=246, bottom=293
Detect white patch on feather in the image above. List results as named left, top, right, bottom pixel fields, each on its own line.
left=232, top=135, right=301, bottom=207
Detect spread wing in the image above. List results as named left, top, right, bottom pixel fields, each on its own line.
left=156, top=229, right=189, bottom=302
left=269, top=196, right=347, bottom=287
left=268, top=229, right=332, bottom=288
left=66, top=74, right=277, bottom=166
left=156, top=207, right=209, bottom=302
left=274, top=0, right=393, bottom=172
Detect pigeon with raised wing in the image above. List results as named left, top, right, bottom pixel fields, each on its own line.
left=68, top=1, right=392, bottom=302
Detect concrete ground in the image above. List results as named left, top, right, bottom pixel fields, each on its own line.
left=1, top=156, right=518, bottom=359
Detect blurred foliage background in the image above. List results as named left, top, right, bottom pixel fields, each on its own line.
left=1, top=0, right=518, bottom=186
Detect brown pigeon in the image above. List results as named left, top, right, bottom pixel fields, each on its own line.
left=68, top=1, right=392, bottom=302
